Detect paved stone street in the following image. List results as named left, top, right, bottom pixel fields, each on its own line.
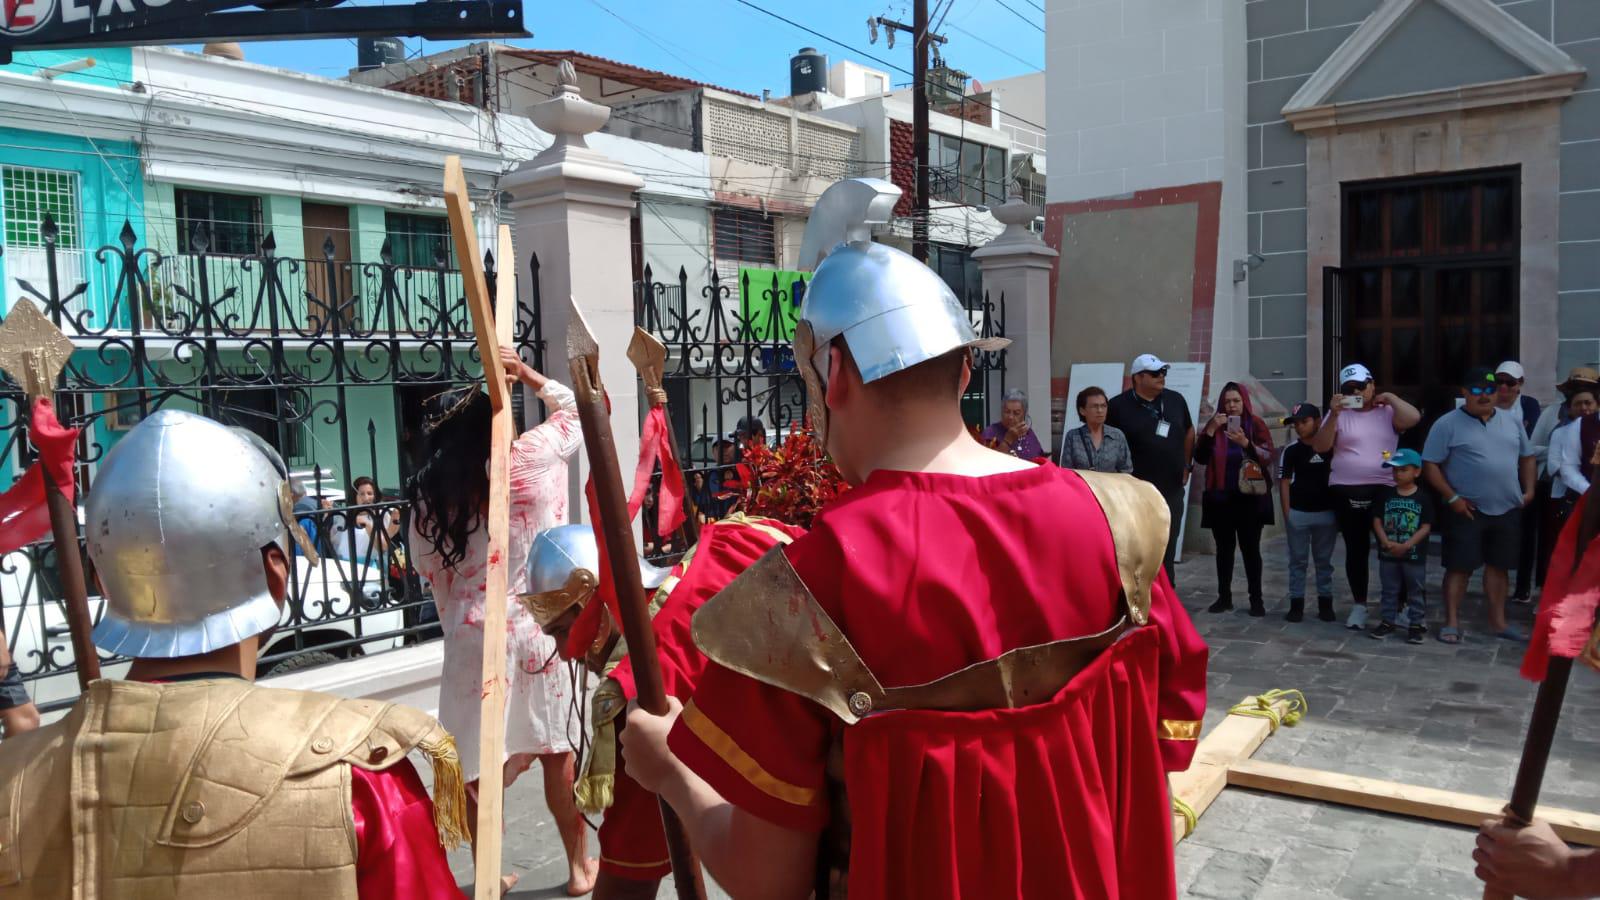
left=451, top=534, right=1600, bottom=898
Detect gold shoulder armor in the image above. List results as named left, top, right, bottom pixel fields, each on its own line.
left=692, top=547, right=1133, bottom=722
left=161, top=686, right=468, bottom=851
left=693, top=547, right=885, bottom=725
left=1073, top=470, right=1170, bottom=625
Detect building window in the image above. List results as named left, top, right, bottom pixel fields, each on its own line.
left=929, top=242, right=981, bottom=301
left=930, top=137, right=1007, bottom=206
left=175, top=189, right=263, bottom=255
left=2, top=166, right=81, bottom=249
left=713, top=207, right=777, bottom=266
left=385, top=212, right=452, bottom=268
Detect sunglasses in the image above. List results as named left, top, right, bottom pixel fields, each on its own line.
left=1140, top=367, right=1170, bottom=378
left=1340, top=382, right=1368, bottom=393
left=1467, top=385, right=1495, bottom=396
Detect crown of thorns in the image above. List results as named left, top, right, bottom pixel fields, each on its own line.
left=423, top=381, right=484, bottom=431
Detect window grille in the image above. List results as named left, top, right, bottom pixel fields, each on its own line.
left=175, top=189, right=263, bottom=255
left=385, top=212, right=453, bottom=268
left=1, top=167, right=82, bottom=249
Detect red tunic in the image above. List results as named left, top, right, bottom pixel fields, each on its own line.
left=668, top=463, right=1207, bottom=897
left=603, top=516, right=807, bottom=879
left=352, top=761, right=464, bottom=898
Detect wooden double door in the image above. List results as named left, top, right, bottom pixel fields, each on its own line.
left=1325, top=168, right=1519, bottom=435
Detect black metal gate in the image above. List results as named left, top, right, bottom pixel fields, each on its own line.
left=0, top=215, right=544, bottom=711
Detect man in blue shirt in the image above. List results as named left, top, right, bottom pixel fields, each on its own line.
left=1423, top=366, right=1536, bottom=644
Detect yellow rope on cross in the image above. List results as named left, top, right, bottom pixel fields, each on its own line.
left=1227, top=689, right=1308, bottom=733
left=1172, top=794, right=1198, bottom=839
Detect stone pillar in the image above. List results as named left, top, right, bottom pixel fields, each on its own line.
left=974, top=197, right=1058, bottom=451
left=502, top=62, right=645, bottom=522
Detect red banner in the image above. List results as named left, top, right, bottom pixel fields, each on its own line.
left=0, top=397, right=78, bottom=555
left=628, top=406, right=686, bottom=538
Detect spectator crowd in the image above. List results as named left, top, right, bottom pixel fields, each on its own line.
left=1048, top=352, right=1599, bottom=646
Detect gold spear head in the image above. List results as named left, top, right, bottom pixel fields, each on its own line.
left=626, top=327, right=667, bottom=408
left=0, top=300, right=73, bottom=398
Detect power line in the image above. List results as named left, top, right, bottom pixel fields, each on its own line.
left=1022, top=0, right=1043, bottom=12
left=722, top=0, right=1048, bottom=133
left=989, top=0, right=1044, bottom=33
left=947, top=22, right=1042, bottom=71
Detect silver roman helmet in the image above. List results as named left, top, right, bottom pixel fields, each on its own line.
left=86, top=409, right=316, bottom=658
left=794, top=177, right=1010, bottom=442
left=519, top=524, right=671, bottom=628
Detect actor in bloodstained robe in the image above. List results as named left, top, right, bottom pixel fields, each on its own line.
left=619, top=177, right=1208, bottom=899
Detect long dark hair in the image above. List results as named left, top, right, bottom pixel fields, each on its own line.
left=406, top=386, right=491, bottom=570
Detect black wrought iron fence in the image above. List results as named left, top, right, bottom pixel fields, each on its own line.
left=631, top=263, right=1006, bottom=554
left=0, top=215, right=544, bottom=712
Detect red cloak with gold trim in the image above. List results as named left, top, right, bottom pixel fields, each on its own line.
left=669, top=464, right=1207, bottom=898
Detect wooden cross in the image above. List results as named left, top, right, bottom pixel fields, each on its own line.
left=442, top=156, right=514, bottom=900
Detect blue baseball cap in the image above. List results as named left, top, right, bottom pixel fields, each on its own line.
left=1383, top=448, right=1423, bottom=469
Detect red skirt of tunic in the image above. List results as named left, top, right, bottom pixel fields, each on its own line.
left=843, top=626, right=1174, bottom=900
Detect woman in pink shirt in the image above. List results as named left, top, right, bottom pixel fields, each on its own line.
left=1310, top=363, right=1422, bottom=629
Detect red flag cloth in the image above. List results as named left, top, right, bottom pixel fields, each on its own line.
left=350, top=762, right=464, bottom=899
left=1523, top=492, right=1600, bottom=681
left=0, top=397, right=78, bottom=554
left=629, top=407, right=686, bottom=538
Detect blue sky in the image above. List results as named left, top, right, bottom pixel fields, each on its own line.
left=194, top=0, right=1045, bottom=96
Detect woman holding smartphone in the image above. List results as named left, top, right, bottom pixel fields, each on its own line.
left=1310, top=363, right=1423, bottom=628
left=1194, top=382, right=1276, bottom=616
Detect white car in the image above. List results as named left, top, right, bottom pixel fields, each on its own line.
left=0, top=547, right=405, bottom=711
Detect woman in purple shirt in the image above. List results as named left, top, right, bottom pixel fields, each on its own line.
left=981, top=389, right=1046, bottom=459
left=1310, top=363, right=1423, bottom=628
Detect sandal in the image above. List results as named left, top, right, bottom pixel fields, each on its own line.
left=1437, top=627, right=1462, bottom=645
left=1496, top=628, right=1528, bottom=642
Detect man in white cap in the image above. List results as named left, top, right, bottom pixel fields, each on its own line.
left=1497, top=361, right=1546, bottom=602
left=1105, top=352, right=1196, bottom=575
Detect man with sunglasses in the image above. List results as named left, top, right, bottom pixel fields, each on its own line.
left=1106, top=353, right=1196, bottom=576
left=1423, top=366, right=1538, bottom=643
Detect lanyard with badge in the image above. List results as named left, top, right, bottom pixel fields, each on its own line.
left=1142, top=394, right=1172, bottom=438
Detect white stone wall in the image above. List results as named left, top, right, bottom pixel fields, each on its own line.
left=1046, top=0, right=1234, bottom=202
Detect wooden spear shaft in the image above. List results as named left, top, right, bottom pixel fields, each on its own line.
left=569, top=310, right=706, bottom=900
left=442, top=157, right=512, bottom=900
left=43, top=465, right=98, bottom=689
left=1484, top=492, right=1600, bottom=900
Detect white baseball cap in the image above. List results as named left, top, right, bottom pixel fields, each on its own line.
left=1131, top=353, right=1168, bottom=375
left=1495, top=361, right=1525, bottom=381
left=1338, top=363, right=1373, bottom=386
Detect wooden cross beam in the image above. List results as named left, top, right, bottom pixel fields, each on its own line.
left=442, top=156, right=513, bottom=900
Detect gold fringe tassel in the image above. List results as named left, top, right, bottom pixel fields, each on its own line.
left=575, top=684, right=623, bottom=814
left=420, top=731, right=471, bottom=850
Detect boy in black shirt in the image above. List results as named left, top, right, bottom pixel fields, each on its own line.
left=1371, top=449, right=1435, bottom=644
left=1277, top=403, right=1337, bottom=622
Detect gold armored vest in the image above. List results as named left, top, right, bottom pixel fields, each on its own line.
left=0, top=678, right=466, bottom=900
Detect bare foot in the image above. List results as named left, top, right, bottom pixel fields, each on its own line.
left=499, top=872, right=520, bottom=896
left=566, top=856, right=598, bottom=896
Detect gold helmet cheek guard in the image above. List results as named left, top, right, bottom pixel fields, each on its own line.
left=794, top=321, right=831, bottom=449
left=518, top=567, right=600, bottom=629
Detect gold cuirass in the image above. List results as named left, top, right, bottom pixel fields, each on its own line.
left=0, top=678, right=465, bottom=900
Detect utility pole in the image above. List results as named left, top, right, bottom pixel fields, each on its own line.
left=912, top=0, right=930, bottom=263
left=869, top=11, right=946, bottom=263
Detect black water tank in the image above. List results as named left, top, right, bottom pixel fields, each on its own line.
left=790, top=47, right=828, bottom=96
left=357, top=37, right=405, bottom=72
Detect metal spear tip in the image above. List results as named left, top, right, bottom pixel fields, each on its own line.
left=626, top=326, right=666, bottom=372
left=566, top=300, right=599, bottom=362
left=0, top=299, right=73, bottom=398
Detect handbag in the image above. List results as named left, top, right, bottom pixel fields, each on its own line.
left=1238, top=455, right=1271, bottom=496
